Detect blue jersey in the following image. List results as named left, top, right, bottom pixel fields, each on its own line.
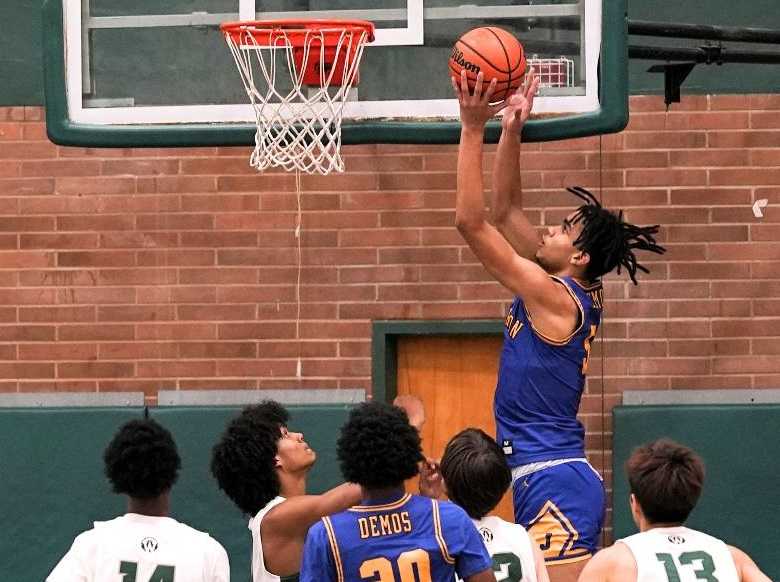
left=495, top=275, right=602, bottom=467
left=300, top=493, right=492, bottom=582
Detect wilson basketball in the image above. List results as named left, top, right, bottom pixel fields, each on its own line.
left=449, top=27, right=526, bottom=102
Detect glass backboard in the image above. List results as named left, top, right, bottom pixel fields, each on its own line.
left=42, top=0, right=627, bottom=146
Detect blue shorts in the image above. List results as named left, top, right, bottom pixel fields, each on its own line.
left=512, top=461, right=606, bottom=565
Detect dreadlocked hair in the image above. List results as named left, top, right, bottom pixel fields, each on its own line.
left=566, top=186, right=666, bottom=284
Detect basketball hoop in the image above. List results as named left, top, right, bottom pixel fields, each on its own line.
left=221, top=19, right=375, bottom=175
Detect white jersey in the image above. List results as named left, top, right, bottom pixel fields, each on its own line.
left=619, top=526, right=739, bottom=582
left=248, top=496, right=289, bottom=582
left=473, top=515, right=538, bottom=582
left=46, top=513, right=229, bottom=582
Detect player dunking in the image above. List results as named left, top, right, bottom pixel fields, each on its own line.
left=47, top=418, right=229, bottom=582
left=578, top=439, right=771, bottom=582
left=210, top=401, right=361, bottom=582
left=300, top=402, right=497, bottom=582
left=453, top=70, right=665, bottom=582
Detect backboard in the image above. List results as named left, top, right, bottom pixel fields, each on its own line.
left=42, top=0, right=627, bottom=147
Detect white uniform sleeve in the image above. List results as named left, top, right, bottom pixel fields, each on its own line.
left=46, top=532, right=92, bottom=582
left=209, top=539, right=231, bottom=582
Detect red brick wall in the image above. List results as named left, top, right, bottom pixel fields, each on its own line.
left=1, top=95, right=778, bottom=414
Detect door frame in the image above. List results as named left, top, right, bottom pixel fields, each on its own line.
left=371, top=320, right=503, bottom=402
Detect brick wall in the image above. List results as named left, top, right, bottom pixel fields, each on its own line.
left=0, top=95, right=778, bottom=416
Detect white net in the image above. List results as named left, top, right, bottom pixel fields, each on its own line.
left=223, top=22, right=372, bottom=175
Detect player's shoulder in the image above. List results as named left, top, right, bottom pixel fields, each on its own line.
left=581, top=542, right=635, bottom=580
left=431, top=498, right=474, bottom=527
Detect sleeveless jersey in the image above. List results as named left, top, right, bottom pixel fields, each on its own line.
left=46, top=513, right=229, bottom=582
left=300, top=493, right=492, bottom=582
left=619, top=526, right=739, bottom=582
left=494, top=275, right=602, bottom=466
left=249, top=496, right=299, bottom=582
left=473, top=515, right=538, bottom=582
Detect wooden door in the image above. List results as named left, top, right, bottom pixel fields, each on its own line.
left=397, top=335, right=515, bottom=522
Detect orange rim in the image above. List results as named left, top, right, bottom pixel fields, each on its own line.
left=220, top=19, right=375, bottom=46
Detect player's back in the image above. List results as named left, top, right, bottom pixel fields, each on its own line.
left=315, top=493, right=490, bottom=582
left=473, top=515, right=537, bottom=582
left=47, top=513, right=229, bottom=582
left=618, top=526, right=739, bottom=582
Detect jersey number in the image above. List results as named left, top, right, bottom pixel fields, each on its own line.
left=119, top=561, right=175, bottom=582
left=360, top=549, right=431, bottom=582
left=492, top=552, right=523, bottom=582
left=656, top=551, right=719, bottom=582
left=581, top=324, right=598, bottom=374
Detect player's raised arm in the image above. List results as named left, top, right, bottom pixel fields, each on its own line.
left=262, top=482, right=362, bottom=538
left=490, top=73, right=542, bottom=261
left=453, top=70, right=566, bottom=313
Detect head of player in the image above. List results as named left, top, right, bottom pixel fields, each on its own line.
left=625, top=438, right=705, bottom=530
left=210, top=400, right=316, bottom=516
left=337, top=401, right=423, bottom=496
left=535, top=187, right=666, bottom=285
left=439, top=428, right=511, bottom=519
left=103, top=417, right=181, bottom=516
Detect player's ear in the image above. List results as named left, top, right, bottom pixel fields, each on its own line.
left=571, top=250, right=590, bottom=268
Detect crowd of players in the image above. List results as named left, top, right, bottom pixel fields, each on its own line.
left=46, top=397, right=769, bottom=582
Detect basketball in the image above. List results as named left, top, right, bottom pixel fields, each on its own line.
left=449, top=27, right=526, bottom=102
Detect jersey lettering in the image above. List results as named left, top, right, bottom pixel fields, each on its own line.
left=656, top=551, right=720, bottom=582
left=119, top=561, right=175, bottom=582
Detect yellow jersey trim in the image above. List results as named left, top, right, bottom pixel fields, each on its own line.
left=545, top=552, right=593, bottom=565
left=348, top=493, right=412, bottom=513
left=322, top=516, right=344, bottom=582
left=523, top=276, right=585, bottom=346
left=431, top=499, right=455, bottom=564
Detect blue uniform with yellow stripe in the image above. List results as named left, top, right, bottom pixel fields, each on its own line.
left=495, top=275, right=606, bottom=565
left=300, top=493, right=492, bottom=582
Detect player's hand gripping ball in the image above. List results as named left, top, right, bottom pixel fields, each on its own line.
left=449, top=26, right=526, bottom=102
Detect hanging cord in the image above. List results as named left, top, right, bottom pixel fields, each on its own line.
left=295, top=168, right=303, bottom=379
left=598, top=134, right=608, bottom=548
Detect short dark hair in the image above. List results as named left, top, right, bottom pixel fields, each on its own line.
left=104, top=418, right=181, bottom=499
left=337, top=402, right=423, bottom=489
left=567, top=187, right=666, bottom=284
left=626, top=438, right=705, bottom=525
left=440, top=428, right=511, bottom=519
left=210, top=401, right=290, bottom=516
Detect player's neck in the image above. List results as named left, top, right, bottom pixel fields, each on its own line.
left=278, top=471, right=308, bottom=498
left=361, top=486, right=406, bottom=504
left=641, top=520, right=684, bottom=532
left=127, top=493, right=170, bottom=517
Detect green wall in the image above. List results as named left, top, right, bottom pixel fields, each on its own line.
left=0, top=405, right=352, bottom=582
left=612, top=404, right=780, bottom=581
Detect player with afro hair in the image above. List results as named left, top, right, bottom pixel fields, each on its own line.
left=47, top=417, right=229, bottom=582
left=210, top=400, right=361, bottom=582
left=104, top=418, right=181, bottom=500
left=300, top=402, right=496, bottom=582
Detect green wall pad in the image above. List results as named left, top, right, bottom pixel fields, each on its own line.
left=1, top=404, right=354, bottom=582
left=612, top=404, right=780, bottom=580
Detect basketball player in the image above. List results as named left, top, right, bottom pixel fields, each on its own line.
left=578, top=438, right=771, bottom=582
left=438, top=427, right=550, bottom=582
left=210, top=401, right=362, bottom=582
left=299, top=402, right=496, bottom=582
left=453, top=70, right=666, bottom=582
left=46, top=418, right=229, bottom=582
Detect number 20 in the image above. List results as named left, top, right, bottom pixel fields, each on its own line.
left=360, top=549, right=431, bottom=582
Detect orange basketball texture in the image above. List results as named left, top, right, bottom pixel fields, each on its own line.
left=449, top=27, right=526, bottom=102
